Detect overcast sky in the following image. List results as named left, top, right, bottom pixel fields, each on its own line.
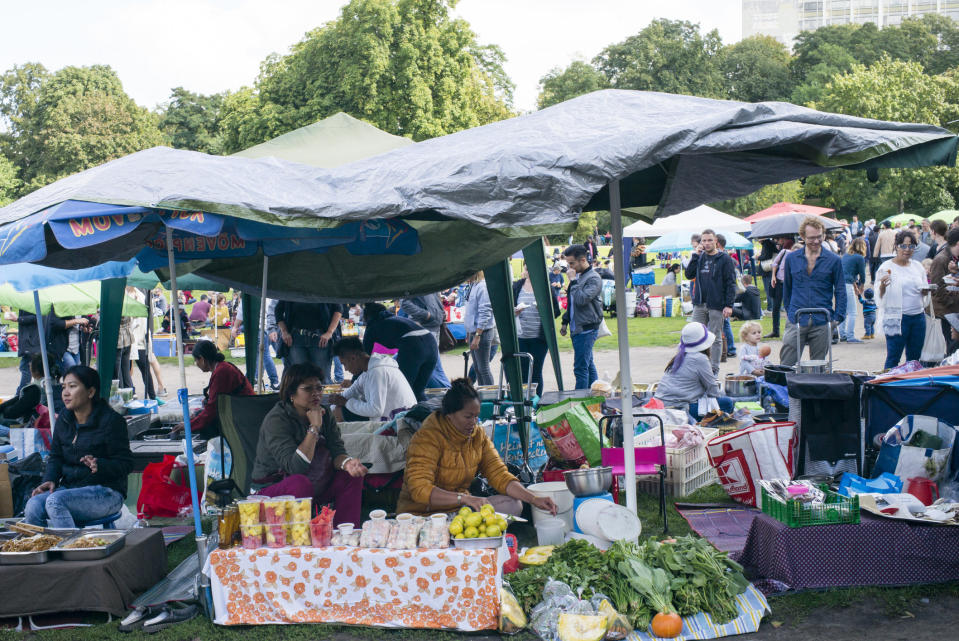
left=0, top=0, right=742, bottom=113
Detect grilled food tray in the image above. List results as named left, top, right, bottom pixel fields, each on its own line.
left=54, top=530, right=127, bottom=561
left=0, top=532, right=67, bottom=564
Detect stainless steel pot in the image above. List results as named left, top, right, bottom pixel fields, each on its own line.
left=798, top=360, right=829, bottom=374
left=724, top=375, right=757, bottom=397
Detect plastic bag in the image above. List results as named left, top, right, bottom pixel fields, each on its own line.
left=499, top=584, right=527, bottom=635
left=417, top=516, right=450, bottom=549
left=590, top=594, right=632, bottom=640
left=388, top=517, right=423, bottom=549
left=921, top=312, right=947, bottom=362
left=136, top=455, right=196, bottom=518
left=360, top=519, right=392, bottom=548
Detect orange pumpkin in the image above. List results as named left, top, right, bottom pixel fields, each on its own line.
left=650, top=612, right=683, bottom=638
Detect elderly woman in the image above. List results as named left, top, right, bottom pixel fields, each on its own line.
left=25, top=366, right=132, bottom=528
left=653, top=323, right=734, bottom=421
left=397, top=378, right=558, bottom=516
left=251, top=363, right=366, bottom=526
left=878, top=230, right=928, bottom=369
left=174, top=340, right=253, bottom=439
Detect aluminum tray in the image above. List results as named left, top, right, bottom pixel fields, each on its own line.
left=452, top=535, right=503, bottom=550
left=54, top=530, right=127, bottom=561
left=0, top=548, right=51, bottom=564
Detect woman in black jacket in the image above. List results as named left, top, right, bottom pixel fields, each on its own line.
left=24, top=366, right=132, bottom=528
left=512, top=266, right=561, bottom=397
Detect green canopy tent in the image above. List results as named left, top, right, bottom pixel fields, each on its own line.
left=0, top=281, right=146, bottom=317
left=125, top=266, right=228, bottom=292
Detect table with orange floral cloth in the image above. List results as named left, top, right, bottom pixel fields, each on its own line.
left=203, top=545, right=504, bottom=630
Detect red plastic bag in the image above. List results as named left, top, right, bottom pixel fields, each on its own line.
left=137, top=455, right=196, bottom=518
left=642, top=397, right=664, bottom=410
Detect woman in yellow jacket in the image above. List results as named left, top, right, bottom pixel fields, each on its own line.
left=397, top=378, right=558, bottom=516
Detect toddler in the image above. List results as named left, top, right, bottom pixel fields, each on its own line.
left=859, top=288, right=877, bottom=339
left=738, top=321, right=770, bottom=376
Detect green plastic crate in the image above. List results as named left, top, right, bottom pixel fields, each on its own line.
left=761, top=484, right=860, bottom=528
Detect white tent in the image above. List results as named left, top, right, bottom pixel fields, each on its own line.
left=623, top=204, right=750, bottom=237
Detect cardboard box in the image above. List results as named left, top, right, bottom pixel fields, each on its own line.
left=0, top=463, right=13, bottom=518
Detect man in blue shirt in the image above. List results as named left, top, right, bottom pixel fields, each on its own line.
left=781, top=217, right=847, bottom=367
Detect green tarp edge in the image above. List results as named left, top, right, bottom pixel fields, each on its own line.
left=522, top=239, right=563, bottom=391
left=97, top=278, right=126, bottom=398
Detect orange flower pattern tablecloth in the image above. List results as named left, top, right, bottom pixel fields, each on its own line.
left=203, top=546, right=503, bottom=630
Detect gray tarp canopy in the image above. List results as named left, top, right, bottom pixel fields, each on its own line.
left=1, top=90, right=955, bottom=300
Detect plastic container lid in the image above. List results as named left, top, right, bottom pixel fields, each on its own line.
left=596, top=504, right=642, bottom=542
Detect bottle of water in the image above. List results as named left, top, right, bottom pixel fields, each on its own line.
left=133, top=511, right=149, bottom=529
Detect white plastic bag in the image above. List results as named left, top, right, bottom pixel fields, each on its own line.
left=597, top=319, right=612, bottom=338
left=921, top=312, right=946, bottom=362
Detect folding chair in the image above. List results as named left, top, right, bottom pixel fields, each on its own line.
left=598, top=412, right=668, bottom=533
left=217, top=393, right=279, bottom=496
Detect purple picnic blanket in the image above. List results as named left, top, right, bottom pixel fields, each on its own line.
left=733, top=512, right=959, bottom=593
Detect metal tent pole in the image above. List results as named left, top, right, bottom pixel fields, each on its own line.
left=165, top=227, right=207, bottom=577
left=609, top=180, right=637, bottom=512
left=31, top=293, right=57, bottom=430
left=255, top=256, right=268, bottom=393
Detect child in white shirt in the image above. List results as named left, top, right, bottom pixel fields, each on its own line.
left=738, top=321, right=771, bottom=376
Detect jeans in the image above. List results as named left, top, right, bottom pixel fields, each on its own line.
left=425, top=330, right=451, bottom=389
left=16, top=356, right=31, bottom=394
left=691, top=306, right=725, bottom=374
left=518, top=336, right=549, bottom=397
left=723, top=318, right=736, bottom=356
left=333, top=357, right=344, bottom=384
left=469, top=331, right=495, bottom=386
left=571, top=328, right=599, bottom=390
left=761, top=272, right=773, bottom=311
left=24, top=485, right=124, bottom=529
left=289, top=343, right=333, bottom=384
left=840, top=284, right=858, bottom=340
left=863, top=312, right=876, bottom=337
left=780, top=322, right=831, bottom=367
left=687, top=396, right=735, bottom=422
left=61, top=351, right=80, bottom=372
left=258, top=331, right=278, bottom=386
left=884, top=313, right=926, bottom=369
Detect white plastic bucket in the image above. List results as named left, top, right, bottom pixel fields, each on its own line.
left=625, top=291, right=637, bottom=318
left=535, top=517, right=566, bottom=546
left=528, top=482, right=575, bottom=531
left=575, top=499, right=642, bottom=542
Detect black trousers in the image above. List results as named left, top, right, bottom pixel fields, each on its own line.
left=397, top=334, right=439, bottom=402
left=769, top=282, right=783, bottom=336
left=116, top=346, right=134, bottom=391
left=518, top=336, right=549, bottom=398
left=136, top=348, right=155, bottom=399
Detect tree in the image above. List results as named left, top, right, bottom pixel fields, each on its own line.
left=573, top=210, right=597, bottom=243
left=537, top=60, right=609, bottom=109
left=802, top=57, right=959, bottom=216
left=712, top=181, right=804, bottom=217
left=159, top=87, right=225, bottom=154
left=0, top=154, right=19, bottom=206
left=0, top=64, right=165, bottom=193
left=219, top=0, right=513, bottom=151
left=593, top=19, right=724, bottom=98
left=720, top=36, right=793, bottom=103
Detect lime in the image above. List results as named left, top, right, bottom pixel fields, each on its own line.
left=464, top=526, right=479, bottom=538
left=464, top=513, right=483, bottom=528
left=485, top=525, right=501, bottom=538
left=458, top=506, right=473, bottom=518
left=454, top=533, right=465, bottom=539
left=449, top=521, right=463, bottom=535
left=497, top=517, right=508, bottom=531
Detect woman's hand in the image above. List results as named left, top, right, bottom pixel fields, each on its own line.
left=32, top=481, right=54, bottom=497
left=281, top=330, right=293, bottom=347
left=80, top=455, right=98, bottom=474
left=461, top=495, right=490, bottom=512
left=307, top=406, right=325, bottom=428
left=343, top=458, right=368, bottom=478
left=530, top=495, right=558, bottom=515
left=469, top=334, right=481, bottom=351
left=170, top=422, right=184, bottom=434
left=328, top=394, right=347, bottom=407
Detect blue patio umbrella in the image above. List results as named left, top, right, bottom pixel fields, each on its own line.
left=646, top=229, right=753, bottom=252
left=0, top=198, right=421, bottom=580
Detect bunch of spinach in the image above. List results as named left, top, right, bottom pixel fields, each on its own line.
left=629, top=536, right=750, bottom=623
left=507, top=539, right=617, bottom=613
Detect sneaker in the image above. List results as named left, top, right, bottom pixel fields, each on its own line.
left=158, top=388, right=169, bottom=397
left=269, top=382, right=280, bottom=392
left=763, top=332, right=780, bottom=339
left=846, top=337, right=863, bottom=343
left=839, top=336, right=847, bottom=342
left=140, top=604, right=199, bottom=634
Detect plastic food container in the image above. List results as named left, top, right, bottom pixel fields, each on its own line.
left=240, top=524, right=264, bottom=549
left=237, top=500, right=262, bottom=527
left=535, top=517, right=566, bottom=546
left=288, top=498, right=312, bottom=522
left=262, top=499, right=287, bottom=526
left=310, top=521, right=332, bottom=547
left=265, top=523, right=288, bottom=548
left=289, top=521, right=311, bottom=546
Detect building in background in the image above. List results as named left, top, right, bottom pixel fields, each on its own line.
left=743, top=0, right=959, bottom=48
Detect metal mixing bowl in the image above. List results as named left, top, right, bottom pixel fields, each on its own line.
left=563, top=467, right=613, bottom=497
